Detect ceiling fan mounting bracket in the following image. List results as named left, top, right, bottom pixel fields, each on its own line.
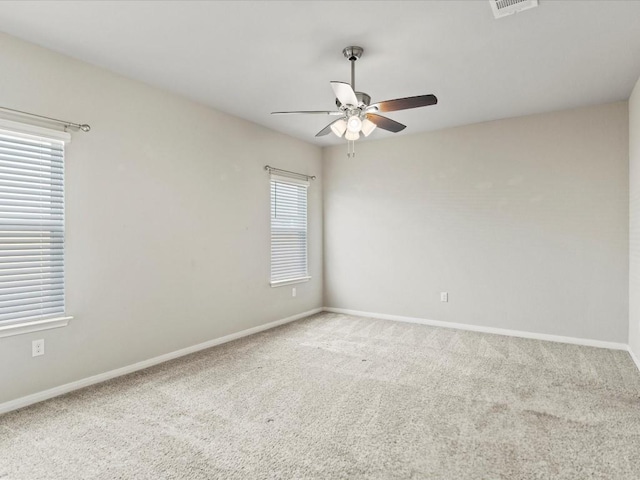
left=342, top=46, right=363, bottom=61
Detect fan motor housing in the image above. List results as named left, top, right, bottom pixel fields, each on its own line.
left=336, top=91, right=371, bottom=109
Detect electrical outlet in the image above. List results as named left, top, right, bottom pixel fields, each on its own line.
left=292, top=287, right=297, bottom=298
left=440, top=292, right=449, bottom=302
left=32, top=339, right=45, bottom=357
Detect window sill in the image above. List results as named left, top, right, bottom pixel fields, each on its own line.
left=0, top=316, right=72, bottom=339
left=270, top=276, right=311, bottom=288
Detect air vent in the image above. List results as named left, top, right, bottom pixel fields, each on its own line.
left=490, top=0, right=538, bottom=19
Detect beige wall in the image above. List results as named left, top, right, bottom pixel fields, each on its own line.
left=630, top=78, right=640, bottom=360
left=1, top=31, right=635, bottom=406
left=324, top=102, right=629, bottom=343
left=0, top=33, right=323, bottom=404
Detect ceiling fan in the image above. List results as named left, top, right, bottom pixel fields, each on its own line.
left=271, top=46, right=438, bottom=144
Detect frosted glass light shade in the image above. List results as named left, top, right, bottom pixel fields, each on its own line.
left=361, top=118, right=377, bottom=137
left=346, top=116, right=362, bottom=133
left=330, top=119, right=347, bottom=137
left=345, top=130, right=360, bottom=141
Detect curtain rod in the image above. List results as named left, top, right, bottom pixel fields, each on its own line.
left=264, top=165, right=316, bottom=181
left=0, top=106, right=91, bottom=132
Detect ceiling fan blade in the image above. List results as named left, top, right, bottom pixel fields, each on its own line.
left=370, top=94, right=437, bottom=113
left=366, top=114, right=406, bottom=133
left=330, top=81, right=359, bottom=107
left=271, top=110, right=343, bottom=115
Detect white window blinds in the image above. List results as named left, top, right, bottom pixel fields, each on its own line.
left=0, top=127, right=66, bottom=325
left=270, top=175, right=309, bottom=286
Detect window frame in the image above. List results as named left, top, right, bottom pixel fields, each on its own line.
left=269, top=174, right=310, bottom=287
left=0, top=119, right=72, bottom=338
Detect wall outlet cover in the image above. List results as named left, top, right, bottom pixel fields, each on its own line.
left=32, top=339, right=45, bottom=357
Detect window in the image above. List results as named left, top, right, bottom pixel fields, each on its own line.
left=0, top=121, right=70, bottom=336
left=270, top=175, right=309, bottom=286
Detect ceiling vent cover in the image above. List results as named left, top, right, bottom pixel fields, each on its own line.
left=490, top=0, right=538, bottom=19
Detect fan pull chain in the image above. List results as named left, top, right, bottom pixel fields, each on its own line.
left=347, top=140, right=356, bottom=158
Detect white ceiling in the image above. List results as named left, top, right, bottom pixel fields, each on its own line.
left=1, top=1, right=640, bottom=146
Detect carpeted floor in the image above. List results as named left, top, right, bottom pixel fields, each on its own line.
left=1, top=312, right=640, bottom=479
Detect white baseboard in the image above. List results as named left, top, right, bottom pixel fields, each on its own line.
left=0, top=307, right=322, bottom=416
left=629, top=347, right=640, bottom=373
left=323, top=307, right=628, bottom=351
left=3, top=306, right=634, bottom=416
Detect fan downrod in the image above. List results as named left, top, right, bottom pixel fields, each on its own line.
left=338, top=46, right=368, bottom=108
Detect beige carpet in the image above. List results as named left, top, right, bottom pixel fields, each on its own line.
left=1, top=312, right=639, bottom=479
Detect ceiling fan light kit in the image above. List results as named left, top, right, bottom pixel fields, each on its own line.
left=345, top=130, right=360, bottom=142
left=360, top=118, right=377, bottom=137
left=330, top=118, right=347, bottom=137
left=347, top=115, right=363, bottom=133
left=271, top=46, right=438, bottom=157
